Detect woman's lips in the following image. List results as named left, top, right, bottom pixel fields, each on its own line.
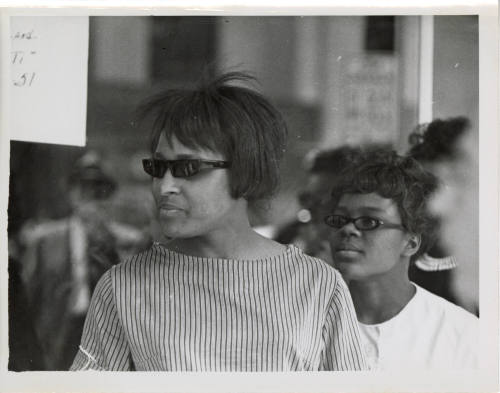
left=334, top=245, right=363, bottom=257
left=335, top=244, right=362, bottom=252
left=158, top=203, right=185, bottom=216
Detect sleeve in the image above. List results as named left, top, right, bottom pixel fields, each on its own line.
left=319, top=275, right=368, bottom=371
left=70, top=269, right=133, bottom=371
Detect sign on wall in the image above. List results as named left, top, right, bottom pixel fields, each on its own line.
left=341, top=55, right=399, bottom=145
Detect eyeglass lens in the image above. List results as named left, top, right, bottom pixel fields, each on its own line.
left=325, top=215, right=380, bottom=230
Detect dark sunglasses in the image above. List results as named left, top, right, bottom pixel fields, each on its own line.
left=324, top=214, right=405, bottom=232
left=142, top=158, right=231, bottom=178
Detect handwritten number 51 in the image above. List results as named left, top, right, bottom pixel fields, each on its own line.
left=13, top=72, right=36, bottom=87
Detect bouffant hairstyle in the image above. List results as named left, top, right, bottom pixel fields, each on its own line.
left=138, top=72, right=288, bottom=202
left=330, top=149, right=438, bottom=261
left=407, top=116, right=471, bottom=163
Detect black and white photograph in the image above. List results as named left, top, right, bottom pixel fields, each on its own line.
left=0, top=1, right=498, bottom=392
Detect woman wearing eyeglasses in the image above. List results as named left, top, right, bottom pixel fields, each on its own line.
left=324, top=149, right=478, bottom=371
left=70, top=72, right=366, bottom=371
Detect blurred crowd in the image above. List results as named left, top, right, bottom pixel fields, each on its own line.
left=8, top=151, right=153, bottom=370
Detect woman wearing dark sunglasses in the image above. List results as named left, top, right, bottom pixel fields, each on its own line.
left=70, top=72, right=366, bottom=371
left=325, top=149, right=478, bottom=371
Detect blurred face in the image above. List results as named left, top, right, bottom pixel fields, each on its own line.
left=297, top=173, right=341, bottom=264
left=152, top=134, right=240, bottom=239
left=69, top=184, right=111, bottom=226
left=429, top=130, right=478, bottom=262
left=328, top=193, right=412, bottom=281
left=299, top=173, right=340, bottom=222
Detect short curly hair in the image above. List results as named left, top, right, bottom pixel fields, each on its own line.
left=138, top=72, right=288, bottom=202
left=330, top=149, right=438, bottom=261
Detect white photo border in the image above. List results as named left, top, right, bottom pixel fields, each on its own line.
left=0, top=1, right=497, bottom=392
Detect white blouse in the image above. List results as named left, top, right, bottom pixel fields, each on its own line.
left=359, top=283, right=478, bottom=370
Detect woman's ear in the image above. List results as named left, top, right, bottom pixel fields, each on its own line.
left=403, top=234, right=421, bottom=257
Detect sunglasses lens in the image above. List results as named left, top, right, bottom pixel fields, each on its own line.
left=172, top=160, right=201, bottom=178
left=355, top=217, right=379, bottom=230
left=325, top=215, right=344, bottom=228
left=143, top=159, right=166, bottom=178
left=142, top=159, right=154, bottom=176
left=143, top=159, right=223, bottom=178
left=333, top=215, right=347, bottom=228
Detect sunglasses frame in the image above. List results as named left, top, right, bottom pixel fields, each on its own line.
left=323, top=214, right=406, bottom=232
left=142, top=158, right=231, bottom=178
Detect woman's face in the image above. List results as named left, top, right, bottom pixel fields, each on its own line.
left=152, top=133, right=242, bottom=240
left=328, top=193, right=413, bottom=282
left=428, top=130, right=478, bottom=263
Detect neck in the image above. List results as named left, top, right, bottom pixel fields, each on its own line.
left=348, top=260, right=415, bottom=324
left=164, top=207, right=285, bottom=260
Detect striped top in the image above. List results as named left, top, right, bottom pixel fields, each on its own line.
left=70, top=243, right=367, bottom=371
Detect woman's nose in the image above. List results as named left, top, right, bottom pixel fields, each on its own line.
left=338, top=221, right=361, bottom=236
left=156, top=169, right=181, bottom=194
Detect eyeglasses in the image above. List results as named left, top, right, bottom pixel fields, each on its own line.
left=324, top=214, right=405, bottom=232
left=142, top=158, right=231, bottom=178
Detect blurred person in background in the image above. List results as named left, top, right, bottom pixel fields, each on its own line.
left=325, top=149, right=478, bottom=370
left=16, top=151, right=149, bottom=370
left=407, top=117, right=477, bottom=314
left=274, top=146, right=363, bottom=264
left=70, top=72, right=366, bottom=371
left=424, top=118, right=479, bottom=316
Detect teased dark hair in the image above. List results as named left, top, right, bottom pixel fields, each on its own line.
left=330, top=149, right=438, bottom=261
left=407, top=116, right=471, bottom=163
left=308, top=146, right=363, bottom=174
left=137, top=72, right=288, bottom=201
left=307, top=143, right=391, bottom=174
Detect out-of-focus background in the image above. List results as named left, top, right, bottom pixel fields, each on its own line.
left=9, top=15, right=478, bottom=234
left=7, top=15, right=478, bottom=371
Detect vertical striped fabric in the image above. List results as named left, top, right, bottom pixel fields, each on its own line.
left=70, top=243, right=366, bottom=371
